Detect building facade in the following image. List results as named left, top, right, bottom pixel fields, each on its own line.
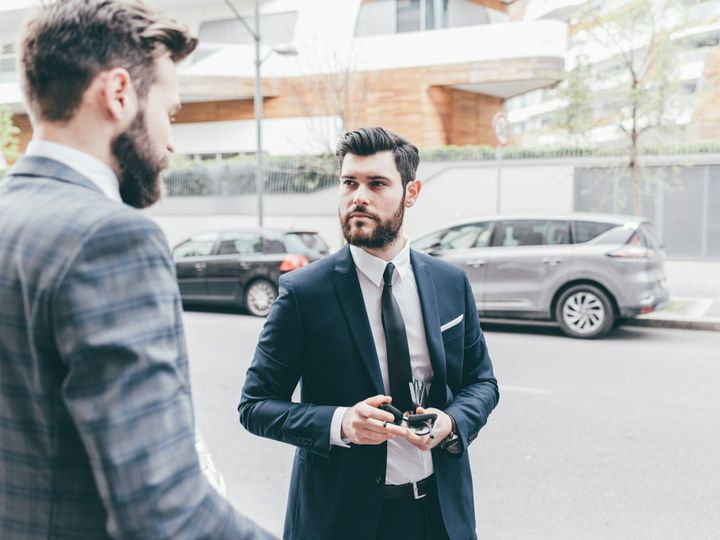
left=0, top=0, right=567, bottom=159
left=506, top=0, right=720, bottom=147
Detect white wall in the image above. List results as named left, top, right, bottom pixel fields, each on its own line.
left=147, top=159, right=576, bottom=250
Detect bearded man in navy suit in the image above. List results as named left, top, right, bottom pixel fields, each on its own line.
left=239, top=127, right=499, bottom=540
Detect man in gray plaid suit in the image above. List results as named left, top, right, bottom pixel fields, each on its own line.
left=0, top=1, right=273, bottom=538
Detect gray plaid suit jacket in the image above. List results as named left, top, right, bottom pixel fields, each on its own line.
left=0, top=156, right=273, bottom=539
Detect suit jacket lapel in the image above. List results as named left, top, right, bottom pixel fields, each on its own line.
left=332, top=246, right=385, bottom=395
left=410, top=250, right=447, bottom=408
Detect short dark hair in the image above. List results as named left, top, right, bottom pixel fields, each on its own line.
left=335, top=127, right=420, bottom=187
left=19, top=0, right=198, bottom=123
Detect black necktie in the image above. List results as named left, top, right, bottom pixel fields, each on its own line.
left=381, top=262, right=413, bottom=412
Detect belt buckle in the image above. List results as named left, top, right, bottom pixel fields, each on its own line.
left=412, top=481, right=426, bottom=500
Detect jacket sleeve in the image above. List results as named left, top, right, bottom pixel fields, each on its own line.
left=443, top=275, right=500, bottom=455
left=52, top=212, right=275, bottom=540
left=238, top=275, right=336, bottom=456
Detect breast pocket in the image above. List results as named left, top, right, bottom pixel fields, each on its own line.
left=441, top=320, right=464, bottom=344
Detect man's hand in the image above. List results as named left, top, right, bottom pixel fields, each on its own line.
left=341, top=395, right=409, bottom=445
left=404, top=407, right=453, bottom=451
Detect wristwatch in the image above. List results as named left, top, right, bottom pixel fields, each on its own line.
left=439, top=415, right=462, bottom=455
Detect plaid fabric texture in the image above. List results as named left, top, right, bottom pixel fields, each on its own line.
left=0, top=156, right=273, bottom=539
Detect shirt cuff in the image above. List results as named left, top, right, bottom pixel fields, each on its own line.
left=330, top=406, right=351, bottom=448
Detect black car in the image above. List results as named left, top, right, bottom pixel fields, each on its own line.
left=172, top=228, right=329, bottom=316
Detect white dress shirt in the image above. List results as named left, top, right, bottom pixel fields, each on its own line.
left=330, top=239, right=435, bottom=485
left=24, top=140, right=122, bottom=203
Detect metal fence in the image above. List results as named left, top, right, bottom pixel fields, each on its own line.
left=163, top=157, right=338, bottom=197
left=575, top=164, right=720, bottom=259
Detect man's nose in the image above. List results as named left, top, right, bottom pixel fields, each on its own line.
left=352, top=184, right=370, bottom=206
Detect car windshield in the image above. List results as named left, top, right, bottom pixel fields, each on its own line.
left=284, top=232, right=329, bottom=258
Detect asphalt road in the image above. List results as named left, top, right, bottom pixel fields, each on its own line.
left=183, top=310, right=720, bottom=539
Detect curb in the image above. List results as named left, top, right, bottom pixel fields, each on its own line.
left=624, top=317, right=720, bottom=332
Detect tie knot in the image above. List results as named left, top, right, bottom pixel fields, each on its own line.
left=383, top=262, right=395, bottom=287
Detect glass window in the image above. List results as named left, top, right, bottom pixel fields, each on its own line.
left=447, top=0, right=490, bottom=27
left=545, top=221, right=570, bottom=245
left=414, top=222, right=493, bottom=252
left=356, top=0, right=397, bottom=37
left=498, top=220, right=547, bottom=247
left=572, top=221, right=617, bottom=244
left=426, top=0, right=449, bottom=29
left=173, top=234, right=217, bottom=259
left=217, top=233, right=263, bottom=255
left=397, top=0, right=421, bottom=32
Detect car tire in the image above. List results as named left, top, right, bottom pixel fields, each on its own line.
left=555, top=284, right=615, bottom=339
left=244, top=279, right=278, bottom=317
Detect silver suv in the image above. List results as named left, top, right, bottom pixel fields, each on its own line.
left=412, top=214, right=669, bottom=339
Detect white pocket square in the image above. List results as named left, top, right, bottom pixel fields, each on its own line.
left=440, top=314, right=464, bottom=332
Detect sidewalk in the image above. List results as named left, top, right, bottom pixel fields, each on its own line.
left=628, top=261, right=720, bottom=331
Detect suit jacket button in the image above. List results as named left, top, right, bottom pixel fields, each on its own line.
left=376, top=475, right=384, bottom=485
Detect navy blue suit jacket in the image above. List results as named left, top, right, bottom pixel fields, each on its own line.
left=239, top=245, right=499, bottom=540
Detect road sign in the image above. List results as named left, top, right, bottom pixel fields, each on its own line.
left=492, top=111, right=510, bottom=146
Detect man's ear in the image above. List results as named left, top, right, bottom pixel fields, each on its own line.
left=405, top=179, right=422, bottom=208
left=101, top=67, right=137, bottom=124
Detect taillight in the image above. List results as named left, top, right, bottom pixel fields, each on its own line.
left=279, top=254, right=309, bottom=272
left=606, top=231, right=654, bottom=259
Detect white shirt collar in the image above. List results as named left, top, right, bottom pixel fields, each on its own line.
left=349, top=237, right=412, bottom=288
left=25, top=140, right=122, bottom=203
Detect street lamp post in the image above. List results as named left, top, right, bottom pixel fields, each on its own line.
left=223, top=0, right=297, bottom=227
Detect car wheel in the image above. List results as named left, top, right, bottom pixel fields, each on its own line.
left=244, top=279, right=278, bottom=317
left=555, top=284, right=615, bottom=339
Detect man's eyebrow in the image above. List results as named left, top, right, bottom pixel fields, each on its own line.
left=340, top=174, right=356, bottom=179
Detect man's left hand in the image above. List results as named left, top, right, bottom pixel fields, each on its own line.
left=404, top=407, right=452, bottom=451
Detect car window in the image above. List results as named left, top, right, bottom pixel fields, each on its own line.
left=173, top=235, right=217, bottom=259
left=413, top=222, right=494, bottom=252
left=572, top=221, right=617, bottom=244
left=217, top=233, right=263, bottom=255
left=264, top=236, right=286, bottom=254
left=284, top=232, right=329, bottom=258
left=412, top=230, right=446, bottom=251
left=498, top=220, right=548, bottom=247
left=545, top=221, right=570, bottom=245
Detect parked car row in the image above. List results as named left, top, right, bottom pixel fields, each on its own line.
left=172, top=213, right=669, bottom=339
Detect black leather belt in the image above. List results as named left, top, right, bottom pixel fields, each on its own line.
left=383, top=475, right=435, bottom=501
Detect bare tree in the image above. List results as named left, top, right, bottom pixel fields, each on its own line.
left=570, top=0, right=688, bottom=215
left=288, top=37, right=366, bottom=155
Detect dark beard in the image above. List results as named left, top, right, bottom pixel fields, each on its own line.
left=341, top=197, right=405, bottom=249
left=111, top=110, right=167, bottom=209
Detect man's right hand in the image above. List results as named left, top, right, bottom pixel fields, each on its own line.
left=340, top=395, right=408, bottom=445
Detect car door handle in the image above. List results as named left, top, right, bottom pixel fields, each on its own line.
left=239, top=262, right=250, bottom=269
left=194, top=262, right=207, bottom=270
left=542, top=257, right=563, bottom=266
left=467, top=260, right=485, bottom=268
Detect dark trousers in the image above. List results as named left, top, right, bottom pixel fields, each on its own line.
left=375, top=481, right=450, bottom=540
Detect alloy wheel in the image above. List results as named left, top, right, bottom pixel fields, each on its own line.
left=245, top=280, right=277, bottom=317
left=562, top=291, right=606, bottom=335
